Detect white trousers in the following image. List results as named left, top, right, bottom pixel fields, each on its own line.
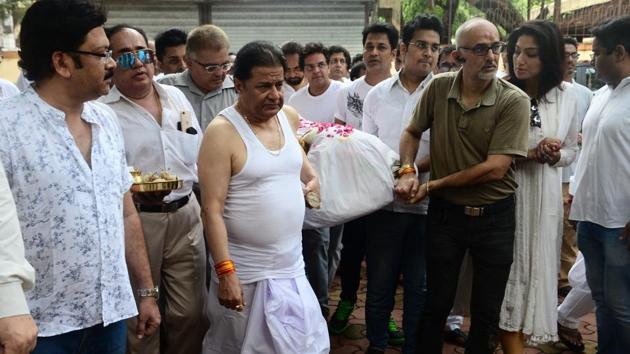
left=557, top=253, right=595, bottom=329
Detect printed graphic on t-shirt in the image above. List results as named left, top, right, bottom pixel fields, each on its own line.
left=346, top=92, right=363, bottom=117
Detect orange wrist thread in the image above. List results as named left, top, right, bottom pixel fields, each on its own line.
left=215, top=260, right=236, bottom=278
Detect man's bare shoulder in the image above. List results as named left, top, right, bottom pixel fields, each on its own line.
left=203, top=116, right=240, bottom=147
left=206, top=115, right=235, bottom=133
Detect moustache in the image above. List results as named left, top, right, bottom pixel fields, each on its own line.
left=104, top=70, right=114, bottom=81
left=286, top=77, right=303, bottom=85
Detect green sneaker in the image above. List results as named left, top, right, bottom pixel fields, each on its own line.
left=328, top=299, right=355, bottom=335
left=387, top=316, right=405, bottom=346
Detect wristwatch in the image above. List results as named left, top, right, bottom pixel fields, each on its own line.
left=138, top=287, right=159, bottom=300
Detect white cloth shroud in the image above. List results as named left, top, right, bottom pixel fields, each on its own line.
left=299, top=119, right=398, bottom=229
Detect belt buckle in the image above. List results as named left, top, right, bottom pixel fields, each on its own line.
left=464, top=206, right=484, bottom=217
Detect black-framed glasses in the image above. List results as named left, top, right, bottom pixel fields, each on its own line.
left=530, top=98, right=541, bottom=128
left=116, top=49, right=154, bottom=70
left=189, top=58, right=232, bottom=73
left=409, top=40, right=440, bottom=53
left=459, top=42, right=505, bottom=56
left=565, top=52, right=579, bottom=59
left=67, top=49, right=113, bottom=64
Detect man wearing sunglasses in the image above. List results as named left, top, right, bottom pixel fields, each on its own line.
left=0, top=1, right=159, bottom=353
left=102, top=25, right=206, bottom=354
left=159, top=25, right=237, bottom=131
left=397, top=18, right=529, bottom=354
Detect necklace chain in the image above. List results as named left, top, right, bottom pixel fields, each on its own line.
left=238, top=106, right=283, bottom=156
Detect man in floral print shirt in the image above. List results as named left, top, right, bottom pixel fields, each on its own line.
left=0, top=1, right=159, bottom=353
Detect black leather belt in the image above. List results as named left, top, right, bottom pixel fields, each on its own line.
left=136, top=195, right=190, bottom=213
left=431, top=195, right=515, bottom=217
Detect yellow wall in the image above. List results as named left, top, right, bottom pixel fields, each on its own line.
left=0, top=50, right=21, bottom=83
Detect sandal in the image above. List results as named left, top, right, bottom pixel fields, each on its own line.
left=558, top=322, right=585, bottom=353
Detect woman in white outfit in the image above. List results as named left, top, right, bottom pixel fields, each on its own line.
left=499, top=20, right=580, bottom=354
left=198, top=41, right=329, bottom=354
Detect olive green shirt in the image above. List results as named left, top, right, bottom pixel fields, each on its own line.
left=409, top=71, right=529, bottom=205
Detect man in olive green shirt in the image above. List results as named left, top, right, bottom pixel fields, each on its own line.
left=396, top=18, right=529, bottom=354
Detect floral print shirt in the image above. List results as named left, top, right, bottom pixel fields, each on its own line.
left=0, top=88, right=137, bottom=336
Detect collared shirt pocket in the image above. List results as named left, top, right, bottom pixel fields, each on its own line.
left=162, top=128, right=200, bottom=167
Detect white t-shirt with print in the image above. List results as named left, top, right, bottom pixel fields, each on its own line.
left=287, top=80, right=344, bottom=123
left=333, top=76, right=373, bottom=129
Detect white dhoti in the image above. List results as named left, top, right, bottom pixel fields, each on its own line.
left=203, top=274, right=329, bottom=354
left=557, top=252, right=595, bottom=329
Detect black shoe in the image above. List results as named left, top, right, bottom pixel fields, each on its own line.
left=444, top=328, right=468, bottom=347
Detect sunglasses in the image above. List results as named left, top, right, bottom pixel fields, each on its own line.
left=116, top=49, right=154, bottom=70
left=530, top=98, right=541, bottom=128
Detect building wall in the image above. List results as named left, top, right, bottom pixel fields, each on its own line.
left=103, top=0, right=376, bottom=56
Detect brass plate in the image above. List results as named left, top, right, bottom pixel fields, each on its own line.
left=131, top=179, right=183, bottom=193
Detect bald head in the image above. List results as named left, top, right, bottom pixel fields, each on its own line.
left=455, top=18, right=499, bottom=48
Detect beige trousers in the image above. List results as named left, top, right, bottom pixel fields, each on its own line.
left=559, top=183, right=578, bottom=289
left=127, top=195, right=208, bottom=354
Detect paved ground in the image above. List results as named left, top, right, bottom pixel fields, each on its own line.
left=328, top=269, right=597, bottom=354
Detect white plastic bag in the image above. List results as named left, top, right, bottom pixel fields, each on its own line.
left=299, top=119, right=398, bottom=229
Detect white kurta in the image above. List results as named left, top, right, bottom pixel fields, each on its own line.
left=499, top=83, right=579, bottom=343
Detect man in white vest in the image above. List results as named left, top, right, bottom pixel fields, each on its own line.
left=198, top=40, right=328, bottom=354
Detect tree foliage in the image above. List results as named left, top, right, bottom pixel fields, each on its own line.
left=402, top=0, right=541, bottom=42
left=0, top=0, right=32, bottom=13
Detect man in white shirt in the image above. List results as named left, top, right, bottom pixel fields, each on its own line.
left=0, top=1, right=160, bottom=353
left=159, top=25, right=238, bottom=131
left=287, top=42, right=344, bottom=319
left=558, top=36, right=593, bottom=295
left=0, top=161, right=37, bottom=354
left=360, top=15, right=441, bottom=353
left=329, top=45, right=351, bottom=83
left=288, top=42, right=344, bottom=123
left=328, top=22, right=403, bottom=344
left=334, top=23, right=397, bottom=129
left=569, top=16, right=630, bottom=354
left=281, top=41, right=307, bottom=102
left=102, top=25, right=207, bottom=354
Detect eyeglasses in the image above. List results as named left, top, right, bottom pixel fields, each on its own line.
left=114, top=49, right=155, bottom=70
left=189, top=58, right=232, bottom=73
left=304, top=62, right=327, bottom=72
left=458, top=42, right=505, bottom=56
left=565, top=52, right=579, bottom=59
left=67, top=50, right=113, bottom=64
left=409, top=40, right=440, bottom=53
left=530, top=98, right=541, bottom=128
